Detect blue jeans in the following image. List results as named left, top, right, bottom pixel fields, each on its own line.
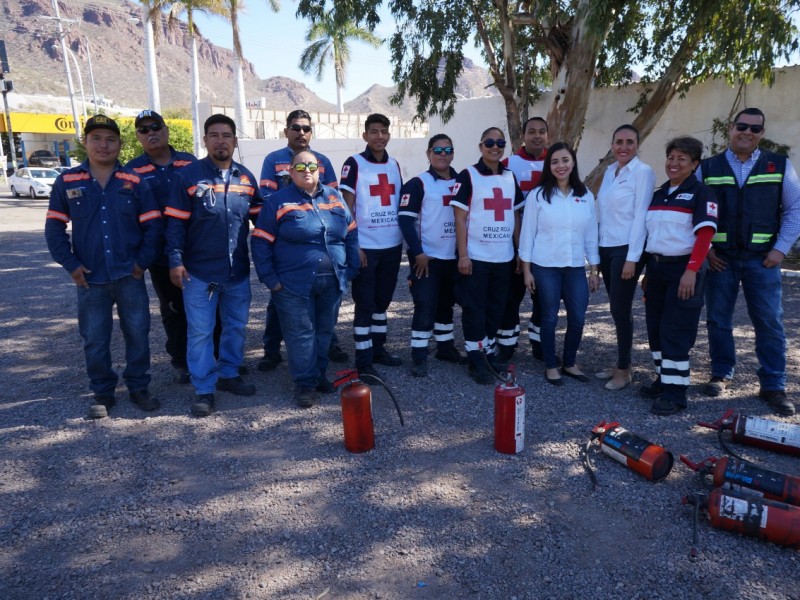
left=532, top=265, right=589, bottom=370
left=705, top=255, right=786, bottom=390
left=76, top=275, right=151, bottom=395
left=272, top=274, right=341, bottom=389
left=183, top=274, right=251, bottom=394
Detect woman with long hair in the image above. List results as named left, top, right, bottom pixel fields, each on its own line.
left=519, top=142, right=600, bottom=385
left=595, top=125, right=657, bottom=390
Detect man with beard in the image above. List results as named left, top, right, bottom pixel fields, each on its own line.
left=165, top=114, right=263, bottom=417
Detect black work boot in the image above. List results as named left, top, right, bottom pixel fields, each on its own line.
left=467, top=350, right=493, bottom=385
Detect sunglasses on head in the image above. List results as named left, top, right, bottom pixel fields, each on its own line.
left=136, top=122, right=164, bottom=134
left=288, top=124, right=313, bottom=133
left=292, top=162, right=319, bottom=172
left=431, top=146, right=454, bottom=155
left=481, top=138, right=506, bottom=149
left=734, top=122, right=764, bottom=134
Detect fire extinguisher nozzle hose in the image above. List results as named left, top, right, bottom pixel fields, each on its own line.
left=359, top=374, right=405, bottom=427
left=579, top=437, right=599, bottom=490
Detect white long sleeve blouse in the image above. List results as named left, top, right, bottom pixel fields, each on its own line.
left=519, top=186, right=600, bottom=267
left=596, top=156, right=656, bottom=262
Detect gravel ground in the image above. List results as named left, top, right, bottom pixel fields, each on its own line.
left=1, top=192, right=799, bottom=600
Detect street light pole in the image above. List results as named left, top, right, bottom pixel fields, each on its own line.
left=82, top=36, right=98, bottom=114
left=48, top=0, right=81, bottom=140
left=62, top=46, right=87, bottom=120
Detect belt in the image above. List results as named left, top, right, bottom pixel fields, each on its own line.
left=648, top=253, right=690, bottom=264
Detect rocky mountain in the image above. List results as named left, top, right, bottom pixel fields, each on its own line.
left=0, top=0, right=494, bottom=118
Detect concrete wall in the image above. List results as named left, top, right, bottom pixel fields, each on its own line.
left=236, top=66, right=800, bottom=184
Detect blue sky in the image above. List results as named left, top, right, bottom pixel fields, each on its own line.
left=193, top=2, right=487, bottom=105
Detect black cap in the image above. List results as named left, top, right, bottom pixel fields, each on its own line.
left=135, top=110, right=166, bottom=128
left=84, top=115, right=120, bottom=136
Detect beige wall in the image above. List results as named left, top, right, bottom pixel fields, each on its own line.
left=238, top=66, right=800, bottom=183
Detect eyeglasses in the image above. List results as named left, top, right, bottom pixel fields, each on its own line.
left=288, top=124, right=313, bottom=133
left=431, top=146, right=454, bottom=155
left=733, top=122, right=764, bottom=134
left=292, top=162, right=319, bottom=172
left=136, top=122, right=164, bottom=134
left=481, top=138, right=507, bottom=149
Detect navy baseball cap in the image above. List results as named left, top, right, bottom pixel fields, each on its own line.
left=84, top=115, right=120, bottom=136
left=135, top=110, right=166, bottom=128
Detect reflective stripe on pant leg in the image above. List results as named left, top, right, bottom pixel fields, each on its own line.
left=527, top=322, right=541, bottom=343
left=433, top=321, right=454, bottom=343
left=651, top=350, right=662, bottom=374
left=496, top=325, right=519, bottom=347
left=485, top=337, right=496, bottom=356
left=354, top=326, right=372, bottom=350
left=660, top=357, right=690, bottom=386
left=411, top=329, right=432, bottom=348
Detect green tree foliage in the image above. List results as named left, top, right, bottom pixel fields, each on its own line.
left=70, top=120, right=195, bottom=165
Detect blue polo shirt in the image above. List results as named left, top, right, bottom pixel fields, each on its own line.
left=45, top=161, right=164, bottom=283
left=252, top=183, right=359, bottom=296
left=165, top=157, right=263, bottom=283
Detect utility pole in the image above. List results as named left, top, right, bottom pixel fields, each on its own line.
left=0, top=41, right=17, bottom=181
left=40, top=0, right=82, bottom=140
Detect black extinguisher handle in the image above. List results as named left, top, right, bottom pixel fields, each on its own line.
left=359, top=373, right=405, bottom=427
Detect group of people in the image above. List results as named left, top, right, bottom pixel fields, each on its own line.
left=45, top=106, right=799, bottom=419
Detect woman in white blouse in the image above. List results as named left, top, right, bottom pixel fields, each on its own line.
left=519, top=143, right=600, bottom=385
left=595, top=125, right=657, bottom=390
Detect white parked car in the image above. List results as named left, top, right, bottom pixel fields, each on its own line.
left=9, top=167, right=60, bottom=198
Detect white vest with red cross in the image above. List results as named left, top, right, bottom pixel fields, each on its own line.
left=351, top=153, right=403, bottom=249
left=462, top=166, right=518, bottom=263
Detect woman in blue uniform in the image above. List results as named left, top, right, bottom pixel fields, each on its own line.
left=640, top=137, right=717, bottom=415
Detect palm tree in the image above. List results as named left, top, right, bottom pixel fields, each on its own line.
left=148, top=0, right=227, bottom=156
left=137, top=1, right=162, bottom=113
left=299, top=11, right=382, bottom=114
left=225, top=0, right=279, bottom=141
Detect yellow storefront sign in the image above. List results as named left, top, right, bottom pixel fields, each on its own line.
left=0, top=112, right=191, bottom=134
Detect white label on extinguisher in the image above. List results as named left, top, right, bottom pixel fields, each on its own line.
left=743, top=416, right=800, bottom=449
left=718, top=493, right=768, bottom=528
left=514, top=394, right=525, bottom=453
left=600, top=444, right=629, bottom=468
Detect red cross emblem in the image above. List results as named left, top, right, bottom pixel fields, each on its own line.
left=369, top=173, right=396, bottom=206
left=442, top=185, right=455, bottom=206
left=484, top=187, right=511, bottom=221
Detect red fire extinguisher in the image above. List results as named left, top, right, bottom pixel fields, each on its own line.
left=581, top=421, right=674, bottom=487
left=681, top=454, right=800, bottom=506
left=334, top=369, right=404, bottom=454
left=684, top=488, right=800, bottom=550
left=494, top=365, right=525, bottom=454
left=698, top=409, right=800, bottom=457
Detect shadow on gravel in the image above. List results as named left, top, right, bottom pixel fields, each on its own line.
left=2, top=227, right=799, bottom=599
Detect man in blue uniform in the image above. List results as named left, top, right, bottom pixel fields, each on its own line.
left=700, top=107, right=800, bottom=416
left=45, top=115, right=163, bottom=419
left=165, top=114, right=263, bottom=417
left=126, top=110, right=197, bottom=384
left=257, top=109, right=347, bottom=371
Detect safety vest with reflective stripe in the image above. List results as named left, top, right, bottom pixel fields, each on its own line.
left=700, top=151, right=785, bottom=252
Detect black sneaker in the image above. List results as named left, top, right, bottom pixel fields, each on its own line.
left=373, top=350, right=403, bottom=367
left=758, top=389, right=796, bottom=416
left=703, top=376, right=732, bottom=397
left=257, top=352, right=282, bottom=372
left=640, top=377, right=663, bottom=400
left=357, top=365, right=381, bottom=379
left=650, top=397, right=685, bottom=416
left=468, top=365, right=494, bottom=385
left=174, top=367, right=190, bottom=385
left=129, top=389, right=161, bottom=412
left=315, top=378, right=336, bottom=394
left=496, top=345, right=515, bottom=362
left=87, top=394, right=116, bottom=419
left=295, top=387, right=316, bottom=408
left=410, top=361, right=429, bottom=377
left=191, top=393, right=215, bottom=417
left=328, top=345, right=349, bottom=363
left=216, top=376, right=256, bottom=396
left=435, top=347, right=466, bottom=364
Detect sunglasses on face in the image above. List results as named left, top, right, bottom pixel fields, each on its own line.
left=288, top=124, right=313, bottom=133
left=292, top=162, right=319, bottom=172
left=431, top=146, right=454, bottom=155
left=481, top=138, right=506, bottom=149
left=136, top=122, right=164, bottom=135
left=734, top=122, right=764, bottom=134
